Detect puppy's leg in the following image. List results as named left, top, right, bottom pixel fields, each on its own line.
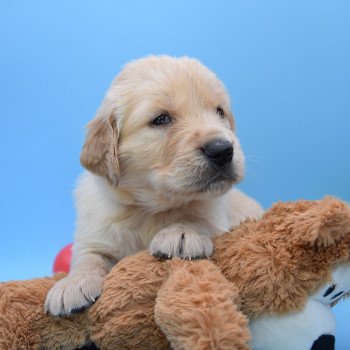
left=149, top=222, right=213, bottom=260
left=44, top=252, right=114, bottom=317
left=228, top=188, right=264, bottom=227
left=45, top=229, right=144, bottom=317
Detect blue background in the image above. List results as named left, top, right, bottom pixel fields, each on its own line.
left=1, top=1, right=349, bottom=348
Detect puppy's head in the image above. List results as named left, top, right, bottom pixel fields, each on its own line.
left=81, top=56, right=245, bottom=206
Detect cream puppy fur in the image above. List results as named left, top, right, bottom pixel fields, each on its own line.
left=45, top=55, right=263, bottom=317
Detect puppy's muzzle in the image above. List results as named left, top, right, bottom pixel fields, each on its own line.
left=201, top=139, right=233, bottom=167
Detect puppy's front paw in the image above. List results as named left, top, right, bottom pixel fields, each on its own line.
left=149, top=223, right=213, bottom=260
left=44, top=273, right=104, bottom=317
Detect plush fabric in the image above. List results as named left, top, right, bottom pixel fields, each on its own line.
left=0, top=196, right=349, bottom=350
left=212, top=196, right=350, bottom=318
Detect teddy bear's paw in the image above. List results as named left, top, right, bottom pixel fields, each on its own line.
left=44, top=273, right=104, bottom=317
left=149, top=223, right=213, bottom=260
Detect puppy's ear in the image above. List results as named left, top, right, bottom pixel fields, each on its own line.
left=80, top=112, right=119, bottom=186
left=291, top=197, right=350, bottom=247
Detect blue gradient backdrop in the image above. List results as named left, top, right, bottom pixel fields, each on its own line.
left=1, top=1, right=349, bottom=348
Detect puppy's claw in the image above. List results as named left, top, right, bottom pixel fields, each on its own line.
left=151, top=251, right=171, bottom=259
left=149, top=223, right=213, bottom=260
left=70, top=304, right=91, bottom=315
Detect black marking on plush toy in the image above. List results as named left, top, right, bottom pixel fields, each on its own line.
left=77, top=342, right=100, bottom=349
left=41, top=342, right=100, bottom=350
left=311, top=334, right=335, bottom=350
left=331, top=291, right=344, bottom=300
left=323, top=284, right=336, bottom=297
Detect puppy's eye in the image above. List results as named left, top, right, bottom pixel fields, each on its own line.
left=216, top=107, right=225, bottom=118
left=151, top=114, right=171, bottom=126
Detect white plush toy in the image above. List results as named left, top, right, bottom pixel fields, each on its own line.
left=250, top=264, right=350, bottom=350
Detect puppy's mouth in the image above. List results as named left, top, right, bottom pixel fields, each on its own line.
left=193, top=164, right=240, bottom=193
left=176, top=162, right=242, bottom=194
left=150, top=142, right=244, bottom=198
left=189, top=138, right=241, bottom=193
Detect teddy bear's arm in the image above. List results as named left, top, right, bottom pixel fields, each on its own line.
left=0, top=274, right=89, bottom=350
left=155, top=259, right=250, bottom=350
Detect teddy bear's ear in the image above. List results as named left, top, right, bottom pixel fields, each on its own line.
left=291, top=196, right=350, bottom=247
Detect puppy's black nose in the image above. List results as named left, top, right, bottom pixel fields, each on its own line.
left=201, top=139, right=233, bottom=166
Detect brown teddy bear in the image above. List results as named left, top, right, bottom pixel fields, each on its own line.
left=1, top=196, right=350, bottom=350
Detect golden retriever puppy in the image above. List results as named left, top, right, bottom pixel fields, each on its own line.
left=45, top=55, right=263, bottom=316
